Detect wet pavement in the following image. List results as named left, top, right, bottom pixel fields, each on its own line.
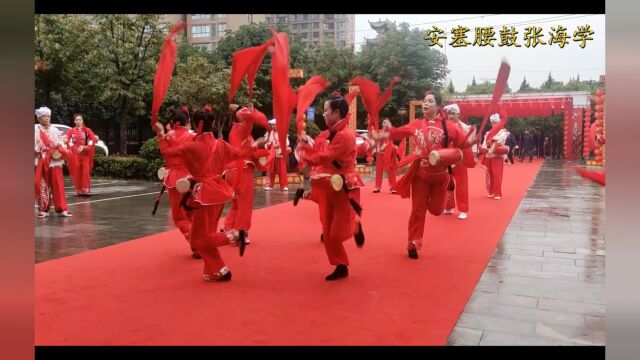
left=447, top=159, right=605, bottom=346
left=35, top=160, right=605, bottom=346
left=35, top=170, right=377, bottom=263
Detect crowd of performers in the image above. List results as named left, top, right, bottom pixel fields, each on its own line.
left=35, top=108, right=101, bottom=218
left=34, top=88, right=515, bottom=280
left=36, top=26, right=603, bottom=283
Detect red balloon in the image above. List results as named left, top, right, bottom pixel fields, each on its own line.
left=595, top=88, right=603, bottom=97
left=595, top=113, right=603, bottom=120
left=595, top=155, right=603, bottom=162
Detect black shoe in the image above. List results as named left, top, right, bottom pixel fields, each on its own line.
left=191, top=248, right=202, bottom=259
left=320, top=233, right=324, bottom=242
left=354, top=222, right=365, bottom=248
left=373, top=189, right=381, bottom=193
left=408, top=249, right=419, bottom=259
left=293, top=188, right=305, bottom=206
left=238, top=230, right=247, bottom=257
left=325, top=265, right=348, bottom=281
left=218, top=271, right=232, bottom=282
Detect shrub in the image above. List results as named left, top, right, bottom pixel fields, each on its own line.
left=93, top=156, right=154, bottom=180
left=139, top=136, right=162, bottom=162
left=94, top=146, right=107, bottom=157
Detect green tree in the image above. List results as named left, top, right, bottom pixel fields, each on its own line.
left=92, top=15, right=165, bottom=154
left=541, top=72, right=564, bottom=91
left=35, top=15, right=107, bottom=126
left=165, top=57, right=251, bottom=138
left=465, top=79, right=512, bottom=95
left=518, top=76, right=535, bottom=93
left=357, top=22, right=449, bottom=127
left=446, top=80, right=455, bottom=94
left=213, top=22, right=309, bottom=120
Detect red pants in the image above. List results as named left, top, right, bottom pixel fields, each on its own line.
left=167, top=187, right=192, bottom=242
left=190, top=203, right=232, bottom=276
left=486, top=157, right=504, bottom=197
left=268, top=156, right=288, bottom=189
left=445, top=165, right=469, bottom=212
left=223, top=167, right=255, bottom=231
left=36, top=165, right=68, bottom=213
left=73, top=154, right=93, bottom=194
left=318, top=189, right=357, bottom=266
left=375, top=157, right=396, bottom=190
left=408, top=172, right=450, bottom=244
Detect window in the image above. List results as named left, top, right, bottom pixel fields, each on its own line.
left=218, top=14, right=226, bottom=19
left=338, top=31, right=346, bottom=40
left=313, top=22, right=319, bottom=29
left=302, top=23, right=308, bottom=30
left=324, top=23, right=334, bottom=30
left=303, top=14, right=308, bottom=20
left=339, top=41, right=346, bottom=47
left=324, top=32, right=334, bottom=38
left=292, top=24, right=298, bottom=30
left=278, top=16, right=288, bottom=23
left=313, top=32, right=319, bottom=38
left=191, top=25, right=209, bottom=38
left=311, top=14, right=320, bottom=20
left=217, top=23, right=226, bottom=34
left=191, top=14, right=208, bottom=20
left=339, top=21, right=346, bottom=29
left=267, top=17, right=273, bottom=23
left=324, top=14, right=334, bottom=20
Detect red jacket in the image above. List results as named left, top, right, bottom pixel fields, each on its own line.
left=303, top=119, right=364, bottom=189
left=165, top=133, right=251, bottom=205
left=158, top=126, right=195, bottom=188
left=389, top=116, right=466, bottom=197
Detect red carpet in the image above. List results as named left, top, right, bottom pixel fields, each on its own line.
left=36, top=160, right=543, bottom=345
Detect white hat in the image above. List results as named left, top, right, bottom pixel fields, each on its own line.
left=444, top=104, right=460, bottom=114
left=490, top=113, right=501, bottom=123
left=35, top=107, right=51, bottom=118
left=268, top=119, right=276, bottom=125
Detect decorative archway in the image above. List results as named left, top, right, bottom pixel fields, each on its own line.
left=444, top=94, right=585, bottom=160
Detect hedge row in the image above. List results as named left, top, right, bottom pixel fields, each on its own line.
left=93, top=156, right=164, bottom=181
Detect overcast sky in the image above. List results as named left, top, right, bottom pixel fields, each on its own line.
left=354, top=14, right=605, bottom=92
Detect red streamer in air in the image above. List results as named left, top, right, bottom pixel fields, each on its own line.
left=151, top=22, right=186, bottom=126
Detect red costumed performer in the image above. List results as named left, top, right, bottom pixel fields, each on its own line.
left=442, top=104, right=475, bottom=219
left=164, top=109, right=254, bottom=282
left=381, top=91, right=474, bottom=259
left=299, top=95, right=365, bottom=280
left=66, top=114, right=99, bottom=196
left=34, top=107, right=72, bottom=218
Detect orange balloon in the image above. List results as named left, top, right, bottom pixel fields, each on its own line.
left=595, top=155, right=603, bottom=162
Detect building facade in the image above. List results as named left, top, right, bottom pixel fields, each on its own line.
left=184, top=14, right=266, bottom=51
left=265, top=14, right=355, bottom=51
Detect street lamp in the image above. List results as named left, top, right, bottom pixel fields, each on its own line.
left=398, top=106, right=407, bottom=126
